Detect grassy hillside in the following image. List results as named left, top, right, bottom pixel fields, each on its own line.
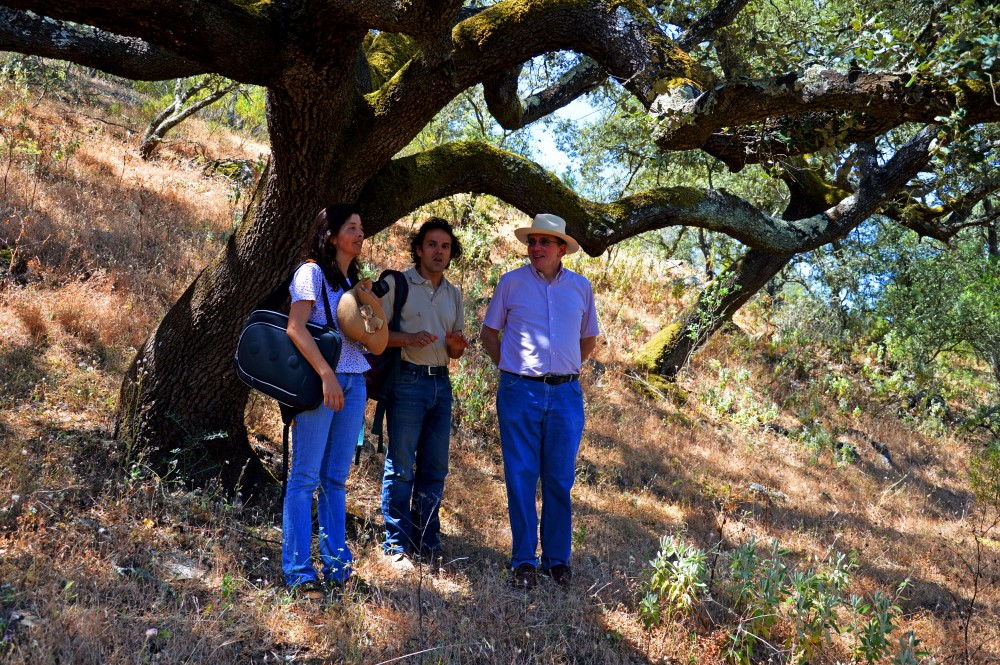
left=1, top=68, right=997, bottom=664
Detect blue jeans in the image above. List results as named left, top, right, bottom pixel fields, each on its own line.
left=497, top=372, right=584, bottom=570
left=382, top=368, right=453, bottom=555
left=282, top=372, right=366, bottom=586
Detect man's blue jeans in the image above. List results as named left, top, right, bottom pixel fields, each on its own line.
left=382, top=367, right=453, bottom=555
left=496, top=372, right=584, bottom=570
left=282, top=372, right=366, bottom=586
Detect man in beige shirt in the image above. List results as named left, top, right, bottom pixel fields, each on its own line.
left=380, top=217, right=468, bottom=563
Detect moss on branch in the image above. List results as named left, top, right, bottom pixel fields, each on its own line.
left=362, top=141, right=836, bottom=255
left=225, top=0, right=273, bottom=17
left=634, top=322, right=684, bottom=372
left=366, top=32, right=420, bottom=90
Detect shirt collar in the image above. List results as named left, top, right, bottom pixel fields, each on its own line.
left=407, top=266, right=448, bottom=288
left=530, top=263, right=565, bottom=282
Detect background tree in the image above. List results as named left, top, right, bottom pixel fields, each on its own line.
left=1, top=0, right=998, bottom=493
left=138, top=74, right=242, bottom=159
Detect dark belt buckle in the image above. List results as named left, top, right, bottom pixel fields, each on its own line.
left=427, top=366, right=444, bottom=376
left=543, top=374, right=570, bottom=385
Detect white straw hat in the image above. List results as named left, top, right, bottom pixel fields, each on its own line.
left=513, top=213, right=580, bottom=254
left=336, top=279, right=388, bottom=354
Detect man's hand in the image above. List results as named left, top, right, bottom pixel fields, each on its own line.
left=445, top=331, right=469, bottom=358
left=407, top=330, right=438, bottom=347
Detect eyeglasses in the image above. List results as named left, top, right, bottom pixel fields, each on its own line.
left=527, top=237, right=562, bottom=248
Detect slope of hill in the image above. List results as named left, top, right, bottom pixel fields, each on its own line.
left=1, top=67, right=997, bottom=664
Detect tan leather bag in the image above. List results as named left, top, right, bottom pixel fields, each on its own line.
left=336, top=279, right=388, bottom=354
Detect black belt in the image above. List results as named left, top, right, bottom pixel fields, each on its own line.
left=503, top=370, right=578, bottom=385
left=401, top=361, right=448, bottom=376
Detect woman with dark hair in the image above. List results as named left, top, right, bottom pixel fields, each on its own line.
left=283, top=203, right=371, bottom=599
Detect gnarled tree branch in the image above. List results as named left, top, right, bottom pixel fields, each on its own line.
left=700, top=113, right=900, bottom=171
left=883, top=175, right=1000, bottom=242
left=483, top=58, right=606, bottom=130
left=481, top=0, right=750, bottom=131
left=653, top=70, right=1000, bottom=152
left=360, top=130, right=933, bottom=256
left=0, top=7, right=205, bottom=80
left=676, top=0, right=753, bottom=50
left=0, top=1, right=280, bottom=84
left=368, top=0, right=706, bottom=126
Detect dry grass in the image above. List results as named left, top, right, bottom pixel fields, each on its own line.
left=2, top=70, right=999, bottom=664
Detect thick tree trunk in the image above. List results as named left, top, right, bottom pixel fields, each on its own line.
left=114, top=81, right=356, bottom=497
left=635, top=248, right=792, bottom=381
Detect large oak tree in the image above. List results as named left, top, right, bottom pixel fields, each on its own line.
left=2, top=0, right=998, bottom=492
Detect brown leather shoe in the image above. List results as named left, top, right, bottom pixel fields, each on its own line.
left=290, top=579, right=325, bottom=602
left=545, top=564, right=572, bottom=586
left=511, top=562, right=537, bottom=590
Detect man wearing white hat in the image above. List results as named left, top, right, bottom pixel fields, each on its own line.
left=481, top=213, right=600, bottom=589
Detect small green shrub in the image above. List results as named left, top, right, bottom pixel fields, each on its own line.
left=783, top=549, right=854, bottom=662
left=637, top=536, right=920, bottom=664
left=702, top=362, right=779, bottom=429
left=848, top=582, right=910, bottom=664
left=726, top=538, right=790, bottom=662
left=639, top=534, right=707, bottom=627
left=794, top=423, right=835, bottom=463
left=450, top=353, right=497, bottom=436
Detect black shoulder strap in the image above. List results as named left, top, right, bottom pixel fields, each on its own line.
left=255, top=261, right=308, bottom=312
left=320, top=280, right=334, bottom=328
left=380, top=269, right=409, bottom=331
left=368, top=270, right=410, bottom=455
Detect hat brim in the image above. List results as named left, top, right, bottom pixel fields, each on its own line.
left=513, top=227, right=580, bottom=254
left=336, top=281, right=388, bottom=354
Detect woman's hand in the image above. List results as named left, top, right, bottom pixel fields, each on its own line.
left=322, top=370, right=344, bottom=411
left=287, top=299, right=340, bottom=409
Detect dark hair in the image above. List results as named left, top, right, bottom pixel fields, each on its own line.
left=308, top=203, right=362, bottom=291
left=409, top=217, right=463, bottom=267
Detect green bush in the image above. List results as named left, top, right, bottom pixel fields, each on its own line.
left=639, top=534, right=707, bottom=627
left=637, top=536, right=922, bottom=664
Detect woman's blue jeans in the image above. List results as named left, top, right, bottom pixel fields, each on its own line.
left=497, top=372, right=584, bottom=570
left=382, top=368, right=453, bottom=555
left=282, top=372, right=366, bottom=586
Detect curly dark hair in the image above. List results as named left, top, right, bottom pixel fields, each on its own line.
left=307, top=203, right=362, bottom=292
left=409, top=217, right=463, bottom=268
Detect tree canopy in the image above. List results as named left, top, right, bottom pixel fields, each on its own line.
left=2, top=0, right=998, bottom=491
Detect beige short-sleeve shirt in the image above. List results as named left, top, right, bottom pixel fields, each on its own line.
left=382, top=267, right=464, bottom=367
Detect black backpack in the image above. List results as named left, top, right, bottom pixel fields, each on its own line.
left=234, top=262, right=342, bottom=499
left=360, top=269, right=409, bottom=461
